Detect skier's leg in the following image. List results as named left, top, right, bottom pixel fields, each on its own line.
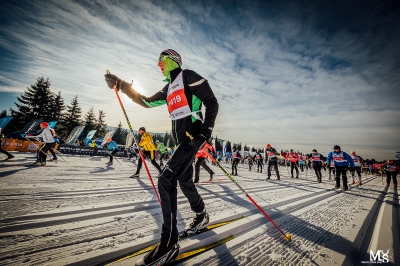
left=393, top=172, right=398, bottom=186
left=386, top=172, right=391, bottom=187
left=194, top=157, right=203, bottom=183
left=267, top=161, right=271, bottom=179
left=341, top=166, right=348, bottom=190
left=274, top=161, right=280, bottom=179
left=290, top=163, right=294, bottom=177
left=335, top=166, right=341, bottom=188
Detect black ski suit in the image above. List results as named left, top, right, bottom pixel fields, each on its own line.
left=253, top=152, right=263, bottom=173
left=308, top=153, right=326, bottom=182
left=232, top=150, right=241, bottom=175
left=117, top=67, right=218, bottom=248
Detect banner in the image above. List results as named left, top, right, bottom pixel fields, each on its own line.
left=101, top=130, right=116, bottom=146
left=65, top=126, right=85, bottom=145
left=222, top=141, right=227, bottom=156
left=0, top=138, right=59, bottom=152
left=48, top=121, right=57, bottom=129
left=58, top=145, right=127, bottom=157
left=84, top=130, right=97, bottom=145
left=125, top=132, right=134, bottom=147
left=0, top=117, right=13, bottom=130
left=20, top=119, right=43, bottom=134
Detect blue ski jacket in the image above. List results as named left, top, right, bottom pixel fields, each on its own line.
left=107, top=141, right=120, bottom=151
left=327, top=151, right=354, bottom=168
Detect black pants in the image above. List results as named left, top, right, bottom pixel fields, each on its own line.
left=335, top=165, right=348, bottom=189
left=37, top=142, right=56, bottom=163
left=248, top=161, right=253, bottom=171
left=267, top=159, right=280, bottom=179
left=256, top=160, right=262, bottom=172
left=135, top=150, right=162, bottom=174
left=159, top=153, right=168, bottom=166
left=350, top=167, right=362, bottom=179
left=299, top=164, right=304, bottom=172
left=329, top=167, right=335, bottom=176
left=194, top=157, right=214, bottom=183
left=291, top=162, right=299, bottom=177
left=0, top=140, right=13, bottom=158
left=313, top=162, right=322, bottom=182
left=385, top=171, right=398, bottom=186
left=232, top=158, right=240, bottom=175
left=158, top=140, right=205, bottom=248
left=109, top=150, right=118, bottom=162
left=49, top=148, right=57, bottom=159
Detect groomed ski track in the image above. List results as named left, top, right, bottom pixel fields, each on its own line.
left=0, top=154, right=398, bottom=265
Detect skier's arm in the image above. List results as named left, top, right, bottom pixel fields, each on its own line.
left=185, top=70, right=219, bottom=139
left=105, top=74, right=167, bottom=108
left=327, top=152, right=332, bottom=165
left=344, top=153, right=355, bottom=168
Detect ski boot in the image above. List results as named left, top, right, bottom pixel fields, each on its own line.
left=135, top=243, right=179, bottom=266
left=41, top=162, right=46, bottom=166
left=130, top=173, right=140, bottom=178
left=28, top=161, right=41, bottom=166
left=209, top=173, right=214, bottom=181
left=5, top=155, right=14, bottom=161
left=180, top=209, right=209, bottom=238
left=351, top=180, right=355, bottom=185
left=106, top=161, right=113, bottom=166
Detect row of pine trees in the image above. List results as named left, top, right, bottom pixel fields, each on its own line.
left=2, top=77, right=107, bottom=140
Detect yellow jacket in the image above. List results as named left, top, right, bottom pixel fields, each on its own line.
left=139, top=132, right=156, bottom=151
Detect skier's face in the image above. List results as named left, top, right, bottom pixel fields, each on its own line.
left=139, top=129, right=145, bottom=135
left=334, top=148, right=340, bottom=153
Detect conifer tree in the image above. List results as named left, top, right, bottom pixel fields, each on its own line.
left=9, top=77, right=54, bottom=132
left=95, top=110, right=107, bottom=138
left=81, top=107, right=97, bottom=139
left=60, top=95, right=82, bottom=138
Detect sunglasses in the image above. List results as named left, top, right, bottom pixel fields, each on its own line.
left=158, top=55, right=179, bottom=63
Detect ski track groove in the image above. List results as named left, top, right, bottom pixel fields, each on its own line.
left=0, top=156, right=388, bottom=266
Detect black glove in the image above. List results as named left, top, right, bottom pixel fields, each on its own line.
left=105, top=74, right=121, bottom=90
left=190, top=134, right=207, bottom=150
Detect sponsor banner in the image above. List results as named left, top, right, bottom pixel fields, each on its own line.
left=1, top=139, right=60, bottom=152
left=58, top=145, right=127, bottom=157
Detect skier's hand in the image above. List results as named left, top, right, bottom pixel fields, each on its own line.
left=105, top=74, right=121, bottom=90
left=190, top=134, right=207, bottom=150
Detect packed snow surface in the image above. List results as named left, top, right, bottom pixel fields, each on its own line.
left=0, top=153, right=398, bottom=265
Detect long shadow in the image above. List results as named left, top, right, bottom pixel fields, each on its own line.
left=0, top=167, right=32, bottom=178
left=89, top=165, right=115, bottom=173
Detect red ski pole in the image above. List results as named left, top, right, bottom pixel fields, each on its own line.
left=107, top=70, right=161, bottom=206
left=187, top=133, right=291, bottom=241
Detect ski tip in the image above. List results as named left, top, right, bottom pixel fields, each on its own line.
left=285, top=233, right=292, bottom=241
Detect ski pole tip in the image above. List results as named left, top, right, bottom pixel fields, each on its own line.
left=285, top=233, right=292, bottom=241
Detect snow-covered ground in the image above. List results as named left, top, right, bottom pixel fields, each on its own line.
left=0, top=152, right=399, bottom=266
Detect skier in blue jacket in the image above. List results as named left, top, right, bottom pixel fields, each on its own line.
left=104, top=137, right=120, bottom=165
left=327, top=145, right=354, bottom=191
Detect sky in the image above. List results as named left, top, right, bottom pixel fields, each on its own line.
left=0, top=0, right=399, bottom=160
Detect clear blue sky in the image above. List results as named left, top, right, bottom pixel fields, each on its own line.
left=0, top=0, right=399, bottom=160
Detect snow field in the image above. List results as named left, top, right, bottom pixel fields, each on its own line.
left=0, top=153, right=397, bottom=265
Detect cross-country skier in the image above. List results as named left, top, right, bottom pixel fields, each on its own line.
left=232, top=146, right=241, bottom=175
left=105, top=49, right=218, bottom=266
left=327, top=145, right=354, bottom=191
left=26, top=122, right=55, bottom=166
left=286, top=149, right=299, bottom=178
left=104, top=137, right=119, bottom=165
left=246, top=153, right=254, bottom=171
left=156, top=140, right=168, bottom=167
left=383, top=160, right=398, bottom=188
left=350, top=151, right=363, bottom=185
left=131, top=127, right=162, bottom=178
left=266, top=144, right=280, bottom=180
left=49, top=129, right=59, bottom=161
left=253, top=150, right=263, bottom=173
left=194, top=146, right=215, bottom=183
left=0, top=127, right=14, bottom=160
left=308, top=149, right=325, bottom=183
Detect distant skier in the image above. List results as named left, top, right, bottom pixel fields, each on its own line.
left=327, top=145, right=354, bottom=191
left=104, top=137, right=119, bottom=165
left=26, top=122, right=55, bottom=166
left=246, top=153, right=254, bottom=171
left=266, top=144, right=280, bottom=180
left=253, top=150, right=263, bottom=173
left=350, top=151, right=363, bottom=185
left=308, top=149, right=325, bottom=183
left=130, top=127, right=162, bottom=178
left=156, top=140, right=168, bottom=167
left=298, top=154, right=307, bottom=172
left=0, top=127, right=14, bottom=160
left=105, top=49, right=218, bottom=266
left=286, top=149, right=299, bottom=178
left=383, top=160, right=398, bottom=188
left=231, top=147, right=241, bottom=176
left=49, top=129, right=59, bottom=161
left=194, top=146, right=215, bottom=183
